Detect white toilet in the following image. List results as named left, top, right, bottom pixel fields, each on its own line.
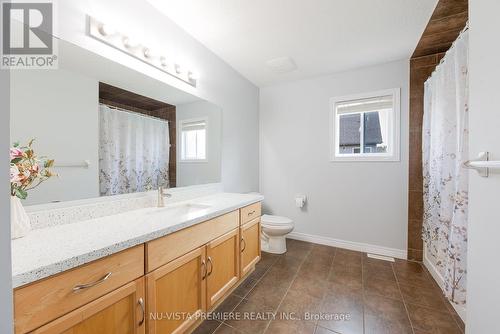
left=261, top=214, right=294, bottom=254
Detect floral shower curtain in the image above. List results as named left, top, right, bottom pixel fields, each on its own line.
left=422, top=30, right=468, bottom=306
left=99, top=104, right=170, bottom=196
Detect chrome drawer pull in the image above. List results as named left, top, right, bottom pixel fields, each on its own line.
left=207, top=257, right=214, bottom=277
left=241, top=238, right=246, bottom=253
left=72, top=272, right=112, bottom=292
left=138, top=297, right=145, bottom=326
left=201, top=259, right=207, bottom=280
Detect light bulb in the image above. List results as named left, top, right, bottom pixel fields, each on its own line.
left=174, top=64, right=182, bottom=74
left=97, top=23, right=115, bottom=36
left=188, top=71, right=198, bottom=81
left=122, top=36, right=140, bottom=49
left=160, top=56, right=168, bottom=67
left=143, top=47, right=152, bottom=59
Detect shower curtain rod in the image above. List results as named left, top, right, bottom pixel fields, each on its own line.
left=426, top=21, right=469, bottom=83
left=100, top=103, right=169, bottom=124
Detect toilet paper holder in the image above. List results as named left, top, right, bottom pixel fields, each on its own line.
left=295, top=195, right=307, bottom=208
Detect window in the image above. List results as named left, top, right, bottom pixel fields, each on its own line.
left=330, top=88, right=400, bottom=161
left=180, top=118, right=207, bottom=161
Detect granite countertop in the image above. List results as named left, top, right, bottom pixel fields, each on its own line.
left=11, top=192, right=263, bottom=288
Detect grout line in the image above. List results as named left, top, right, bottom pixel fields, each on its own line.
left=394, top=262, right=463, bottom=334
left=392, top=262, right=416, bottom=334
left=217, top=254, right=278, bottom=333
left=220, top=322, right=243, bottom=333
left=261, top=244, right=313, bottom=334
left=314, top=246, right=337, bottom=333
left=210, top=320, right=224, bottom=334
left=236, top=254, right=278, bottom=300
left=361, top=254, right=366, bottom=334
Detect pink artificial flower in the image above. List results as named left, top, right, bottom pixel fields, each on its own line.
left=31, top=164, right=40, bottom=173
left=10, top=148, right=23, bottom=160
left=10, top=165, right=22, bottom=185
left=20, top=169, right=31, bottom=182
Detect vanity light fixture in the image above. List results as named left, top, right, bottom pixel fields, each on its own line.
left=88, top=16, right=198, bottom=87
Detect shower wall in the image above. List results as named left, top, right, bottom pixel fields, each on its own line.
left=407, top=0, right=468, bottom=261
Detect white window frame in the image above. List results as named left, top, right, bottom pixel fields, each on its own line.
left=329, top=88, right=401, bottom=162
left=179, top=117, right=208, bottom=163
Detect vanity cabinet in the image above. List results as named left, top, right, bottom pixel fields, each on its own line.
left=30, top=277, right=146, bottom=334
left=146, top=247, right=206, bottom=334
left=206, top=229, right=240, bottom=308
left=240, top=217, right=261, bottom=277
left=14, top=202, right=262, bottom=334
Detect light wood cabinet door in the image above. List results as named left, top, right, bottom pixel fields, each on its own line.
left=146, top=246, right=206, bottom=334
left=206, top=229, right=240, bottom=309
left=15, top=245, right=144, bottom=334
left=240, top=218, right=261, bottom=277
left=30, top=277, right=146, bottom=334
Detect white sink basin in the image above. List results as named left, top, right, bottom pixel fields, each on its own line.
left=146, top=202, right=212, bottom=217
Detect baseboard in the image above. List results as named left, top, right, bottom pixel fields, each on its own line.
left=423, top=245, right=467, bottom=322
left=287, top=231, right=407, bottom=260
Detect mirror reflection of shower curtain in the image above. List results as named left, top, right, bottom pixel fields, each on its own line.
left=99, top=104, right=170, bottom=196
left=422, top=30, right=468, bottom=306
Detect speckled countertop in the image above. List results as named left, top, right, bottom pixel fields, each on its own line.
left=11, top=192, right=263, bottom=288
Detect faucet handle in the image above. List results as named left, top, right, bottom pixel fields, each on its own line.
left=158, top=186, right=172, bottom=197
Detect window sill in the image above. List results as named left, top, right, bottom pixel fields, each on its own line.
left=330, top=154, right=400, bottom=162
left=180, top=159, right=209, bottom=164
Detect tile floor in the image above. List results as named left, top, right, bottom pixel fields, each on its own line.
left=194, top=239, right=465, bottom=334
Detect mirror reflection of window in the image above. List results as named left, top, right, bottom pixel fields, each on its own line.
left=180, top=119, right=207, bottom=161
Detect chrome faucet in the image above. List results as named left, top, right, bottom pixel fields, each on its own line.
left=157, top=186, right=172, bottom=207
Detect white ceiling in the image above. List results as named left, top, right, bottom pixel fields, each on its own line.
left=147, top=0, right=437, bottom=87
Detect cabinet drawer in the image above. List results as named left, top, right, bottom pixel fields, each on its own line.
left=146, top=210, right=239, bottom=272
left=14, top=245, right=144, bottom=334
left=30, top=277, right=145, bottom=334
left=240, top=202, right=261, bottom=225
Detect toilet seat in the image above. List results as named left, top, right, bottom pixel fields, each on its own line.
left=261, top=214, right=293, bottom=226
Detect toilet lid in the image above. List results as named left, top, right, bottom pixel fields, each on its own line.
left=261, top=214, right=293, bottom=226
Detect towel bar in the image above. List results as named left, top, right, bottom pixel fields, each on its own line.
left=463, top=152, right=500, bottom=177
left=54, top=160, right=91, bottom=169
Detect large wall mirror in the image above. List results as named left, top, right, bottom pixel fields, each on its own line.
left=10, top=40, right=222, bottom=206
